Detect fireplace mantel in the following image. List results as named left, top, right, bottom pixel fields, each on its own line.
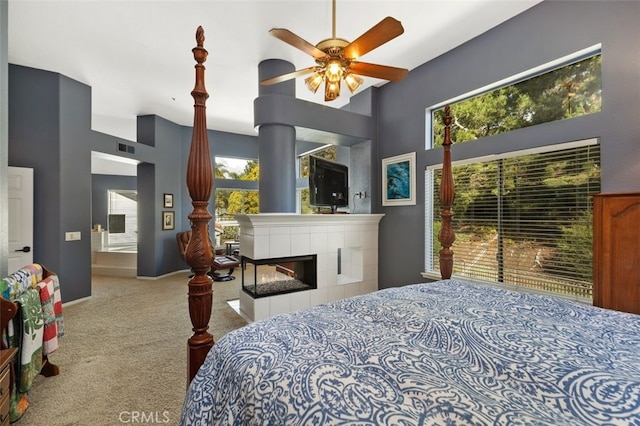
left=235, top=213, right=384, bottom=322
left=236, top=213, right=385, bottom=229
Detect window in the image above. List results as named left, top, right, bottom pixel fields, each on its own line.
left=215, top=157, right=258, bottom=180
left=432, top=53, right=601, bottom=148
left=426, top=141, right=600, bottom=298
left=107, top=190, right=137, bottom=247
left=425, top=50, right=603, bottom=299
left=213, top=157, right=259, bottom=246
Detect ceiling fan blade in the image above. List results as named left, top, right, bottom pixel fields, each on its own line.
left=349, top=62, right=408, bottom=82
left=260, top=66, right=319, bottom=85
left=342, top=17, right=404, bottom=60
left=269, top=28, right=328, bottom=60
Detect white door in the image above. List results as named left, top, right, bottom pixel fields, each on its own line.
left=8, top=166, right=34, bottom=273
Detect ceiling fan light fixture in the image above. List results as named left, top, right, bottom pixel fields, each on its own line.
left=263, top=1, right=407, bottom=102
left=326, top=60, right=343, bottom=82
left=324, top=77, right=341, bottom=101
left=344, top=73, right=363, bottom=93
left=304, top=72, right=324, bottom=93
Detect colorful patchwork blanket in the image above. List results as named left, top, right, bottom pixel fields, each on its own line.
left=14, top=288, right=44, bottom=390
left=37, top=274, right=64, bottom=354
left=10, top=288, right=44, bottom=422
left=0, top=263, right=43, bottom=300
left=0, top=263, right=63, bottom=422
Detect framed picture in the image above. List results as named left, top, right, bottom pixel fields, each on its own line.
left=382, top=152, right=416, bottom=206
left=163, top=193, right=174, bottom=208
left=162, top=211, right=175, bottom=230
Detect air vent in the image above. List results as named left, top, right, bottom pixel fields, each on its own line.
left=117, top=142, right=135, bottom=154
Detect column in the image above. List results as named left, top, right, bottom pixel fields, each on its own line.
left=256, top=59, right=296, bottom=213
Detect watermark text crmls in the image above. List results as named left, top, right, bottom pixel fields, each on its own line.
left=118, top=411, right=171, bottom=423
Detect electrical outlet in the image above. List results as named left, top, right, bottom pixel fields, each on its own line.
left=65, top=231, right=81, bottom=241
left=355, top=191, right=367, bottom=199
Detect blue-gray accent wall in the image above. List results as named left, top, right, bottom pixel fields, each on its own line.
left=373, top=0, right=640, bottom=289
left=8, top=65, right=93, bottom=301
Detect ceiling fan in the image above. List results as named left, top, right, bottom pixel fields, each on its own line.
left=260, top=0, right=409, bottom=102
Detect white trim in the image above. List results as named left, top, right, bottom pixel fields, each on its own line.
left=424, top=171, right=435, bottom=272
left=426, top=138, right=599, bottom=171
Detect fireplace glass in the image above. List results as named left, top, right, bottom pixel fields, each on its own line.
left=241, top=254, right=317, bottom=298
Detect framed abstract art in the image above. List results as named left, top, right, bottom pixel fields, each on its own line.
left=382, top=152, right=416, bottom=206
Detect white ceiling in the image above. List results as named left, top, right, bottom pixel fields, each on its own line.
left=8, top=0, right=542, bottom=172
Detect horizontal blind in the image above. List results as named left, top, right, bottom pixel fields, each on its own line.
left=429, top=143, right=600, bottom=298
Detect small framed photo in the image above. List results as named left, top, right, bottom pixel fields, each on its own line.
left=382, top=152, right=416, bottom=206
left=162, top=211, right=175, bottom=230
left=163, top=193, right=174, bottom=208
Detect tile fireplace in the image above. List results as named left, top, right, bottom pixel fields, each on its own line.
left=235, top=213, right=384, bottom=322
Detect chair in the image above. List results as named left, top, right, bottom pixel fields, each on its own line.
left=176, top=230, right=240, bottom=281
left=0, top=297, right=18, bottom=349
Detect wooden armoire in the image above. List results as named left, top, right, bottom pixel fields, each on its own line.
left=592, top=192, right=640, bottom=314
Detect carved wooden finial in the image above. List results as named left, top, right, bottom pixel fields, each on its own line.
left=192, top=26, right=208, bottom=67
left=438, top=105, right=455, bottom=279
left=185, top=26, right=215, bottom=385
left=196, top=25, right=205, bottom=47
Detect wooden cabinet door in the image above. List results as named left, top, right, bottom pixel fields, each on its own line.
left=593, top=192, right=640, bottom=314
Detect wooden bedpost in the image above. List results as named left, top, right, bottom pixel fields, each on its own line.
left=438, top=105, right=455, bottom=279
left=185, top=26, right=215, bottom=385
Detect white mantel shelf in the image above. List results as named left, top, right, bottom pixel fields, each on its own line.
left=235, top=213, right=384, bottom=322
left=235, top=213, right=384, bottom=229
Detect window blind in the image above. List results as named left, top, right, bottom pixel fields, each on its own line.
left=427, top=141, right=600, bottom=298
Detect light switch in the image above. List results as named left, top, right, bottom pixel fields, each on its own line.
left=65, top=231, right=81, bottom=241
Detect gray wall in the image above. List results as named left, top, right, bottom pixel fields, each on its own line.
left=348, top=88, right=378, bottom=214
left=8, top=65, right=93, bottom=301
left=373, top=0, right=640, bottom=289
left=8, top=65, right=194, bottom=298
left=135, top=115, right=190, bottom=276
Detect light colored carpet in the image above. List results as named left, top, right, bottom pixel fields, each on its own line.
left=18, top=270, right=247, bottom=426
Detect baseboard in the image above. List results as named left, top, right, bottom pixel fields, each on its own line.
left=91, top=265, right=136, bottom=277
left=62, top=295, right=92, bottom=308
left=136, top=269, right=190, bottom=280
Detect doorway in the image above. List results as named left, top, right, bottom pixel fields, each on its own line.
left=7, top=166, right=34, bottom=273
left=91, top=152, right=138, bottom=277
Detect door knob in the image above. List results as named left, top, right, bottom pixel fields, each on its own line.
left=14, top=246, right=31, bottom=253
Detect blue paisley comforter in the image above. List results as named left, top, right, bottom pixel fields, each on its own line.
left=181, top=280, right=640, bottom=425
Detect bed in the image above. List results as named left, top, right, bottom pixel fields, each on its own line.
left=179, top=27, right=640, bottom=425
left=181, top=280, right=640, bottom=424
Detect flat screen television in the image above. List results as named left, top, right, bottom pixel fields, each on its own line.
left=309, top=155, right=348, bottom=212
